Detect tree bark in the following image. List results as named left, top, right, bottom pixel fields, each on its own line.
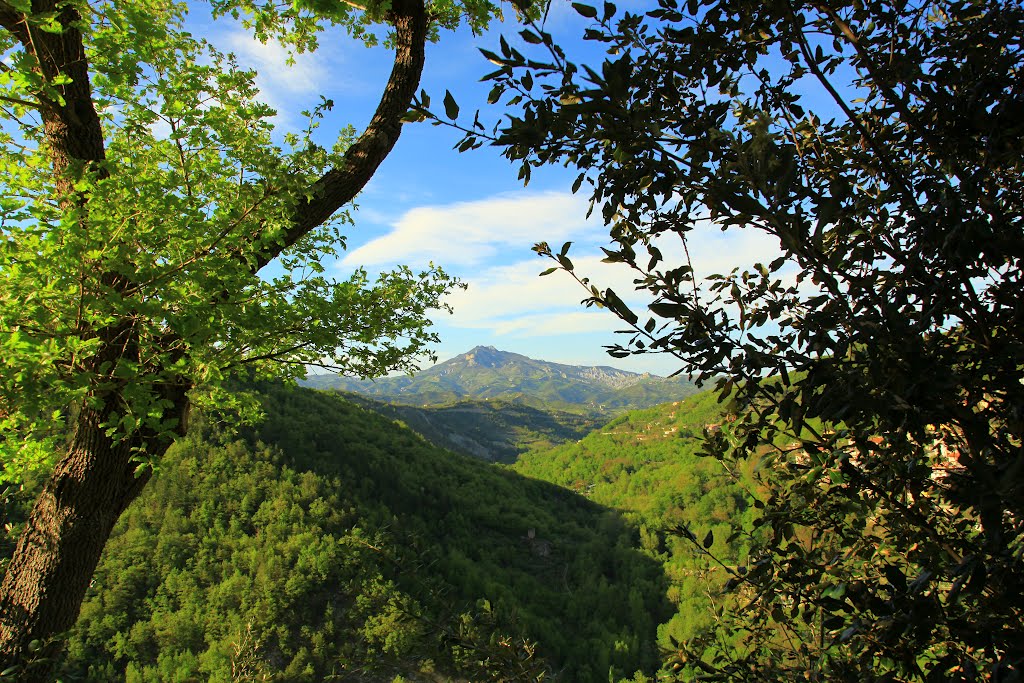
left=0, top=384, right=189, bottom=679
left=0, top=0, right=429, bottom=675
left=253, top=0, right=429, bottom=270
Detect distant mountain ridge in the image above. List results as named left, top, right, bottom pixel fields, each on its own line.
left=303, top=346, right=697, bottom=412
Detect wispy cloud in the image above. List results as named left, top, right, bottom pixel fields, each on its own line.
left=343, top=188, right=789, bottom=347
left=656, top=222, right=785, bottom=281
left=219, top=28, right=330, bottom=123
left=444, top=254, right=641, bottom=325
left=440, top=221, right=786, bottom=339
left=484, top=311, right=621, bottom=337
left=342, top=191, right=603, bottom=267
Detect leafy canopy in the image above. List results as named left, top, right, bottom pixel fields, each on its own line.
left=445, top=0, right=1024, bottom=678
left=0, top=0, right=505, bottom=483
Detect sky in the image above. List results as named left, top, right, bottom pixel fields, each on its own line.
left=196, top=1, right=786, bottom=377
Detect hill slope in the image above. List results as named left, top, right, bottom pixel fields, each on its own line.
left=303, top=346, right=698, bottom=412
left=48, top=385, right=670, bottom=682
left=341, top=393, right=603, bottom=463
left=512, top=389, right=764, bottom=653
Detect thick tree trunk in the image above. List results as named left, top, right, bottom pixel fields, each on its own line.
left=0, top=3, right=125, bottom=671
left=0, top=393, right=188, bottom=679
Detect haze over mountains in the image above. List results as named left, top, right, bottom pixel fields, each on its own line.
left=303, top=346, right=698, bottom=412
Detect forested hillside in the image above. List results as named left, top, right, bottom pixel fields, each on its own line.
left=512, top=391, right=761, bottom=653
left=340, top=394, right=602, bottom=463
left=18, top=385, right=672, bottom=682
left=5, top=375, right=950, bottom=681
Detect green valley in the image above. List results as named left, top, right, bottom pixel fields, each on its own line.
left=339, top=393, right=602, bottom=463
left=511, top=390, right=759, bottom=655
left=303, top=347, right=699, bottom=463
left=1, top=371, right=755, bottom=682
left=6, top=384, right=676, bottom=682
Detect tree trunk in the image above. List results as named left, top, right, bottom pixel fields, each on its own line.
left=0, top=392, right=188, bottom=679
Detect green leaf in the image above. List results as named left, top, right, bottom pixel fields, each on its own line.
left=571, top=172, right=585, bottom=193
left=604, top=288, right=638, bottom=325
left=702, top=530, right=714, bottom=548
left=572, top=3, right=598, bottom=19
left=520, top=29, right=543, bottom=44
left=722, top=192, right=764, bottom=216
left=479, top=48, right=506, bottom=66
left=443, top=90, right=460, bottom=120
left=649, top=302, right=686, bottom=319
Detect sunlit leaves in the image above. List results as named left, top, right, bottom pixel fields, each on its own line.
left=210, top=0, right=505, bottom=50
left=0, top=0, right=462, bottom=479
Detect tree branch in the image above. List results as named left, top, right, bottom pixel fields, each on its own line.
left=252, top=0, right=428, bottom=271
left=783, top=0, right=922, bottom=221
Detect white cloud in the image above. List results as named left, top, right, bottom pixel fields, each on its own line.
left=660, top=222, right=785, bottom=281
left=444, top=253, right=642, bottom=326
left=342, top=191, right=602, bottom=267
left=220, top=29, right=330, bottom=121
left=347, top=189, right=791, bottom=344
left=489, top=311, right=621, bottom=337
left=440, top=221, right=787, bottom=339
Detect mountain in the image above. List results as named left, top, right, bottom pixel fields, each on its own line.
left=303, top=346, right=698, bottom=412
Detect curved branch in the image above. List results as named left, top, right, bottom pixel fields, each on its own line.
left=253, top=0, right=428, bottom=271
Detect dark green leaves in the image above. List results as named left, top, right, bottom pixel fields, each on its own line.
left=520, top=28, right=543, bottom=44
left=603, top=288, right=637, bottom=325
left=649, top=302, right=687, bottom=319
left=572, top=3, right=598, bottom=19
left=443, top=90, right=460, bottom=119
left=466, top=0, right=1024, bottom=677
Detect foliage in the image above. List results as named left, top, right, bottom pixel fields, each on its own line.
left=0, top=0, right=503, bottom=670
left=0, top=0, right=478, bottom=481
left=1, top=384, right=672, bottom=681
left=449, top=0, right=1024, bottom=679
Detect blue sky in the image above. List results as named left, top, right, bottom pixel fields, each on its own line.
left=199, top=1, right=786, bottom=376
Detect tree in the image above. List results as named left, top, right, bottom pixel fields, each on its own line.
left=452, top=0, right=1024, bottom=678
left=0, top=0, right=504, bottom=674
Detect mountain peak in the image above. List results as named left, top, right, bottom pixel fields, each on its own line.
left=461, top=345, right=516, bottom=368
left=303, top=346, right=696, bottom=410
